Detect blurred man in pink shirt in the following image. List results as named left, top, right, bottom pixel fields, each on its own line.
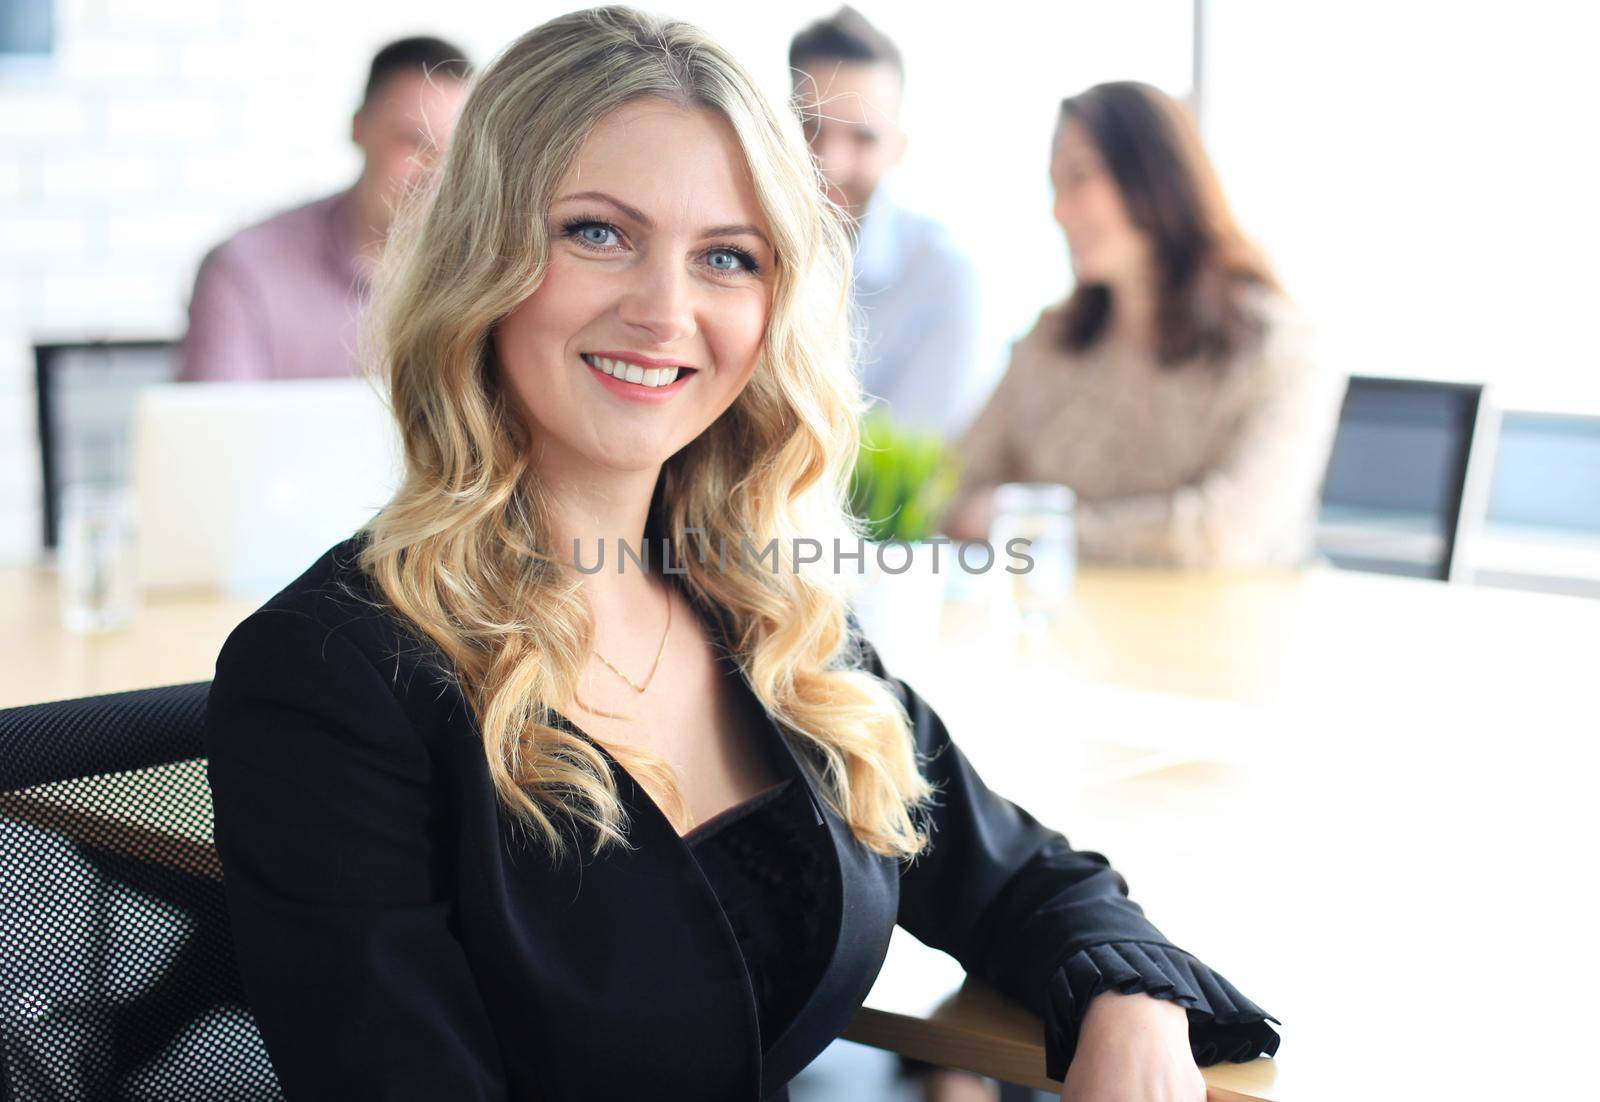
left=179, top=37, right=471, bottom=382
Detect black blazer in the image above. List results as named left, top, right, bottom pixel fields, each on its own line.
left=204, top=537, right=1277, bottom=1101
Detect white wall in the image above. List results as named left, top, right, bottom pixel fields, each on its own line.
left=1201, top=0, right=1600, bottom=414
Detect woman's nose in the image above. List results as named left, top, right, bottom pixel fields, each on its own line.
left=615, top=253, right=697, bottom=347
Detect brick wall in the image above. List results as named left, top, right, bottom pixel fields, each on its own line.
left=0, top=0, right=553, bottom=564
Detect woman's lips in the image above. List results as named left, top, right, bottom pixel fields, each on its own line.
left=581, top=353, right=696, bottom=403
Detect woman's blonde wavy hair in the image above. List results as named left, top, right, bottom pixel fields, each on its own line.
left=357, top=5, right=934, bottom=864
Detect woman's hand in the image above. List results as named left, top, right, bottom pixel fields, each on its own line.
left=1060, top=990, right=1207, bottom=1102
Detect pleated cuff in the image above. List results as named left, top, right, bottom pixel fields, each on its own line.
left=1043, top=941, right=1281, bottom=1082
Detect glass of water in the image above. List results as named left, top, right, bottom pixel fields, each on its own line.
left=58, top=483, right=140, bottom=633
left=989, top=482, right=1077, bottom=638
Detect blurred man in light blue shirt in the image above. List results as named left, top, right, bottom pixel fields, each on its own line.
left=790, top=7, right=987, bottom=441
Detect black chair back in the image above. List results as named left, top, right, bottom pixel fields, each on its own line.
left=0, top=683, right=283, bottom=1100
left=34, top=339, right=180, bottom=550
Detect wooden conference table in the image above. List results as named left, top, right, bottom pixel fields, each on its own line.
left=3, top=563, right=1596, bottom=1100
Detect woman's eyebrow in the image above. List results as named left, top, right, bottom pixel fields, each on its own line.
left=554, top=190, right=771, bottom=251
left=702, top=222, right=771, bottom=250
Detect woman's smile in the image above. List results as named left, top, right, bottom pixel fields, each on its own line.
left=580, top=351, right=698, bottom=403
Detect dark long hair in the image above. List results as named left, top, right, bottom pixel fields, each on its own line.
left=1056, top=81, right=1279, bottom=367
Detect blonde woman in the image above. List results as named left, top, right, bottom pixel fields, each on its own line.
left=203, top=9, right=1278, bottom=1101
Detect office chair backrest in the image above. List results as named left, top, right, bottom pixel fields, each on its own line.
left=1317, top=376, right=1496, bottom=581
left=0, top=684, right=283, bottom=1100
left=34, top=339, right=181, bottom=550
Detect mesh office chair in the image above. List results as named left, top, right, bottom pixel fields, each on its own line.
left=0, top=684, right=284, bottom=1100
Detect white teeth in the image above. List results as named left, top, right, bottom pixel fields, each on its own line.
left=583, top=354, right=684, bottom=388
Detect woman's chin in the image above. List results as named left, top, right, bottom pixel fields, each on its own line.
left=581, top=437, right=685, bottom=476
left=1069, top=256, right=1102, bottom=284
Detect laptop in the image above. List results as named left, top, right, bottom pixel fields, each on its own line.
left=130, top=378, right=402, bottom=594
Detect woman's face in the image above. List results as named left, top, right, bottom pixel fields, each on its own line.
left=1050, top=117, right=1151, bottom=287
left=495, top=99, right=776, bottom=476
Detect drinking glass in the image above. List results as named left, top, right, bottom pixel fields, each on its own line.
left=989, top=482, right=1076, bottom=638
left=58, top=483, right=140, bottom=633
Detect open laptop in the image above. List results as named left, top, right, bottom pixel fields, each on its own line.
left=130, top=378, right=402, bottom=595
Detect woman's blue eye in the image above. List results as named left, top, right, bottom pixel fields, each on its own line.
left=707, top=247, right=759, bottom=275
left=560, top=219, right=621, bottom=249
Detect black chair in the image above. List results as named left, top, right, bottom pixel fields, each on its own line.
left=0, top=683, right=284, bottom=1100
left=1316, top=376, right=1497, bottom=581
left=34, top=339, right=181, bottom=551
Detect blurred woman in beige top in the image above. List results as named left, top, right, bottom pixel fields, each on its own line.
left=942, top=81, right=1345, bottom=568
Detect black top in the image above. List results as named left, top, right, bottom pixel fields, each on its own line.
left=202, top=536, right=1279, bottom=1101
left=685, top=774, right=835, bottom=1064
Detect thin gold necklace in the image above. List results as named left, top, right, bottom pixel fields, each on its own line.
left=575, top=588, right=673, bottom=721
left=597, top=589, right=672, bottom=692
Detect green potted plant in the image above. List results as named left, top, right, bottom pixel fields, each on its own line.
left=846, top=409, right=962, bottom=674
